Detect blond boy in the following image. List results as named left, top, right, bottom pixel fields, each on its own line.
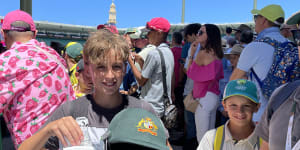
left=18, top=30, right=160, bottom=150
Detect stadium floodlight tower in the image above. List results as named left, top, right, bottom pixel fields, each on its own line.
left=20, top=0, right=32, bottom=15
left=181, top=0, right=185, bottom=24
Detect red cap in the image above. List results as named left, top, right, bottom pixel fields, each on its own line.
left=97, top=24, right=119, bottom=34
left=146, top=17, right=170, bottom=33
left=2, top=10, right=36, bottom=31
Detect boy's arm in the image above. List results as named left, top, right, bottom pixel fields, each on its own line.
left=18, top=116, right=83, bottom=150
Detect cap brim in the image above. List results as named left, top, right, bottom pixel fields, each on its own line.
left=223, top=94, right=259, bottom=104
left=286, top=11, right=300, bottom=25
left=224, top=53, right=232, bottom=60
left=141, top=28, right=150, bottom=33
left=251, top=9, right=260, bottom=15
left=232, top=29, right=241, bottom=32
left=129, top=34, right=140, bottom=39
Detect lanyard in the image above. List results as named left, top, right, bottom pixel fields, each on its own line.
left=285, top=102, right=298, bottom=150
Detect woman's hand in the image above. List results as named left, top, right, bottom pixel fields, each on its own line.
left=46, top=116, right=83, bottom=147
left=190, top=40, right=200, bottom=57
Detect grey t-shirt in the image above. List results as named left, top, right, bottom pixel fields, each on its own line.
left=43, top=94, right=156, bottom=150
left=140, top=43, right=174, bottom=117
left=255, top=84, right=300, bottom=150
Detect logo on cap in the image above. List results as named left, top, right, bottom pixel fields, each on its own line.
left=136, top=117, right=158, bottom=136
left=237, top=79, right=246, bottom=85
left=235, top=79, right=247, bottom=90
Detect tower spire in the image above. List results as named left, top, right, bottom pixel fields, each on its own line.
left=108, top=0, right=116, bottom=25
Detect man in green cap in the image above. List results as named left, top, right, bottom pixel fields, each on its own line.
left=230, top=4, right=287, bottom=123
left=64, top=42, right=84, bottom=89
left=255, top=11, right=300, bottom=150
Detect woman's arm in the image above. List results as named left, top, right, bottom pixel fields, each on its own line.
left=186, top=41, right=199, bottom=71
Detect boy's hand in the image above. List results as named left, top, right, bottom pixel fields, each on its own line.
left=46, top=116, right=83, bottom=147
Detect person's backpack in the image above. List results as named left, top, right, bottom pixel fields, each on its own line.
left=251, top=37, right=300, bottom=100
left=213, top=125, right=262, bottom=150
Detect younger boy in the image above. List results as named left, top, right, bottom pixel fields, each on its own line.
left=197, top=79, right=261, bottom=150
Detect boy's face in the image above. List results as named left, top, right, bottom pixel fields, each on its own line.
left=76, top=71, right=93, bottom=94
left=222, top=96, right=260, bottom=127
left=89, top=50, right=126, bottom=96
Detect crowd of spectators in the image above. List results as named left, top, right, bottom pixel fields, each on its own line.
left=1, top=4, right=300, bottom=150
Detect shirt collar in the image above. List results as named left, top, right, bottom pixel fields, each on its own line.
left=146, top=44, right=156, bottom=48
left=10, top=39, right=40, bottom=50
left=224, top=121, right=259, bottom=148
left=256, top=27, right=280, bottom=40
left=158, top=43, right=169, bottom=48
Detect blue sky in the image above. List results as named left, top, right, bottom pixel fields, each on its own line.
left=0, top=0, right=299, bottom=28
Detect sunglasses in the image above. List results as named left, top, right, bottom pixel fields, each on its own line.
left=197, top=30, right=205, bottom=36
left=253, top=15, right=262, bottom=21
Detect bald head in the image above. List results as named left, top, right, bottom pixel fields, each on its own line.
left=2, top=21, right=36, bottom=49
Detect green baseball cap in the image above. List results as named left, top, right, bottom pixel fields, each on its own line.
left=65, top=42, right=83, bottom=60
left=251, top=4, right=285, bottom=25
left=102, top=108, right=168, bottom=150
left=125, top=28, right=142, bottom=39
left=223, top=79, right=259, bottom=104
